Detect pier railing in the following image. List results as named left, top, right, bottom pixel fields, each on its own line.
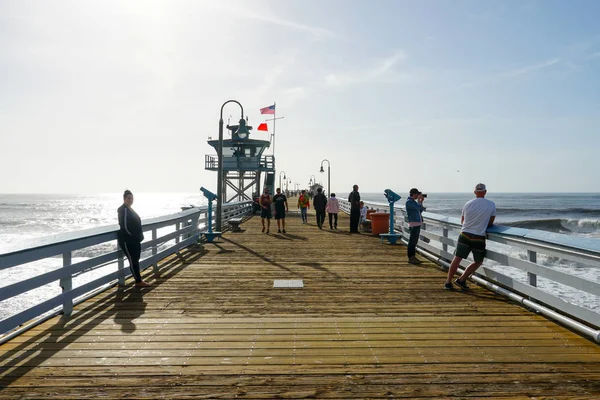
left=340, top=199, right=600, bottom=342
left=0, top=201, right=252, bottom=339
left=205, top=154, right=275, bottom=171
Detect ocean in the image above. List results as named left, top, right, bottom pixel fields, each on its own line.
left=361, top=192, right=600, bottom=238
left=1, top=192, right=599, bottom=320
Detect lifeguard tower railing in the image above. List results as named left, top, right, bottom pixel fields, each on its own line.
left=0, top=201, right=253, bottom=342
left=339, top=199, right=600, bottom=343
left=204, top=154, right=275, bottom=171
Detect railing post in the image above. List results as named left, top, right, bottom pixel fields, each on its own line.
left=191, top=211, right=200, bottom=241
left=60, top=252, right=73, bottom=316
left=527, top=250, right=537, bottom=287
left=118, top=250, right=125, bottom=286
left=152, top=228, right=159, bottom=274
left=175, top=222, right=180, bottom=244
left=442, top=228, right=449, bottom=253
left=400, top=210, right=408, bottom=240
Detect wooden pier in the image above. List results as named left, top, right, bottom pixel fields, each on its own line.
left=1, top=208, right=600, bottom=398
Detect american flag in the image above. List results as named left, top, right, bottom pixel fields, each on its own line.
left=260, top=104, right=275, bottom=115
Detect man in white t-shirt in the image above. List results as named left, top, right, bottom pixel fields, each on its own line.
left=445, top=183, right=496, bottom=290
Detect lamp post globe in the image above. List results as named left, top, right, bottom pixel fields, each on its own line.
left=236, top=118, right=250, bottom=139
left=279, top=171, right=287, bottom=191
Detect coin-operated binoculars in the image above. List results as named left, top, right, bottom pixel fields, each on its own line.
left=380, top=189, right=402, bottom=244
left=200, top=186, right=221, bottom=243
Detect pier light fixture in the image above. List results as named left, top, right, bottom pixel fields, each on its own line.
left=309, top=174, right=316, bottom=186
left=279, top=171, right=287, bottom=191
left=320, top=159, right=330, bottom=197
left=236, top=118, right=250, bottom=140
left=217, top=99, right=245, bottom=231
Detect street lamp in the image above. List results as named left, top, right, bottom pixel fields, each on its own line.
left=320, top=159, right=330, bottom=197
left=309, top=174, right=316, bottom=186
left=279, top=171, right=286, bottom=191
left=217, top=100, right=250, bottom=231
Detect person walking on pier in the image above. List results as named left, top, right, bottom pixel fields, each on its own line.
left=445, top=183, right=496, bottom=290
left=297, top=190, right=310, bottom=224
left=117, top=190, right=151, bottom=288
left=273, top=187, right=289, bottom=233
left=348, top=184, right=361, bottom=233
left=260, top=188, right=272, bottom=233
left=313, top=187, right=327, bottom=229
left=326, top=193, right=340, bottom=229
left=406, top=188, right=426, bottom=264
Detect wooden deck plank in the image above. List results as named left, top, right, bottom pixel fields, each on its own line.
left=1, top=208, right=599, bottom=398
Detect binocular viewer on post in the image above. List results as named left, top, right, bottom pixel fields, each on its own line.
left=384, top=189, right=401, bottom=204
left=200, top=187, right=217, bottom=202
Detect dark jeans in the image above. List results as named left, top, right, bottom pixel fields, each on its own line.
left=328, top=213, right=338, bottom=228
left=350, top=208, right=360, bottom=232
left=119, top=239, right=142, bottom=283
left=408, top=225, right=421, bottom=258
left=316, top=209, right=326, bottom=228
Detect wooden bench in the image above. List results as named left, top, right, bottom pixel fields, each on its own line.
left=228, top=217, right=244, bottom=232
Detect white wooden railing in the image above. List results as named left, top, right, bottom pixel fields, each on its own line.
left=340, top=198, right=600, bottom=342
left=0, top=201, right=252, bottom=339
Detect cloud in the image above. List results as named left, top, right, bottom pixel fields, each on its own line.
left=325, top=52, right=410, bottom=87
left=501, top=58, right=560, bottom=77
left=282, top=87, right=307, bottom=103
left=225, top=6, right=337, bottom=39
left=449, top=57, right=561, bottom=92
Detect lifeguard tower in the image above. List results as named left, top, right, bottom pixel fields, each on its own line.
left=205, top=122, right=275, bottom=203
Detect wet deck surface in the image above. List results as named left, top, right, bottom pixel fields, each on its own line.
left=1, top=208, right=600, bottom=398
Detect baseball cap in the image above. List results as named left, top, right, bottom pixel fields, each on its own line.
left=409, top=188, right=420, bottom=195
left=475, top=183, right=487, bottom=192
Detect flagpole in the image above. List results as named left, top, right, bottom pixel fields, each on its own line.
left=272, top=101, right=276, bottom=156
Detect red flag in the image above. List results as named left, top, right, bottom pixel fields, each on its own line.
left=257, top=123, right=268, bottom=132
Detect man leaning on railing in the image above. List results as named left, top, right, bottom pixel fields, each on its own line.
left=444, top=183, right=496, bottom=290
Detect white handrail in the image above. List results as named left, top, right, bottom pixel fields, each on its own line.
left=340, top=198, right=600, bottom=342
left=0, top=200, right=253, bottom=338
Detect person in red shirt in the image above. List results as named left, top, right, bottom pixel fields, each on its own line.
left=259, top=188, right=272, bottom=233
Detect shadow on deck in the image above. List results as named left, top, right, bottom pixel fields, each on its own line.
left=1, top=210, right=599, bottom=398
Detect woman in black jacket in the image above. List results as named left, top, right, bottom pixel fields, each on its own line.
left=117, top=190, right=150, bottom=287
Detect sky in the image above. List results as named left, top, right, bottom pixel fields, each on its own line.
left=1, top=0, right=599, bottom=195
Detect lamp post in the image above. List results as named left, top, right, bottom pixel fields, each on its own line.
left=309, top=174, right=316, bottom=186
left=278, top=171, right=286, bottom=191
left=320, top=159, right=330, bottom=197
left=217, top=100, right=250, bottom=232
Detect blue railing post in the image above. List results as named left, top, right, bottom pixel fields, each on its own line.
left=207, top=200, right=213, bottom=233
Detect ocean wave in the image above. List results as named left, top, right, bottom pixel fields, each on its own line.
left=497, top=207, right=600, bottom=216
left=73, top=243, right=119, bottom=258
left=503, top=218, right=600, bottom=234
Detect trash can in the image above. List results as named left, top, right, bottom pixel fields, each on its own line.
left=369, top=213, right=390, bottom=236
